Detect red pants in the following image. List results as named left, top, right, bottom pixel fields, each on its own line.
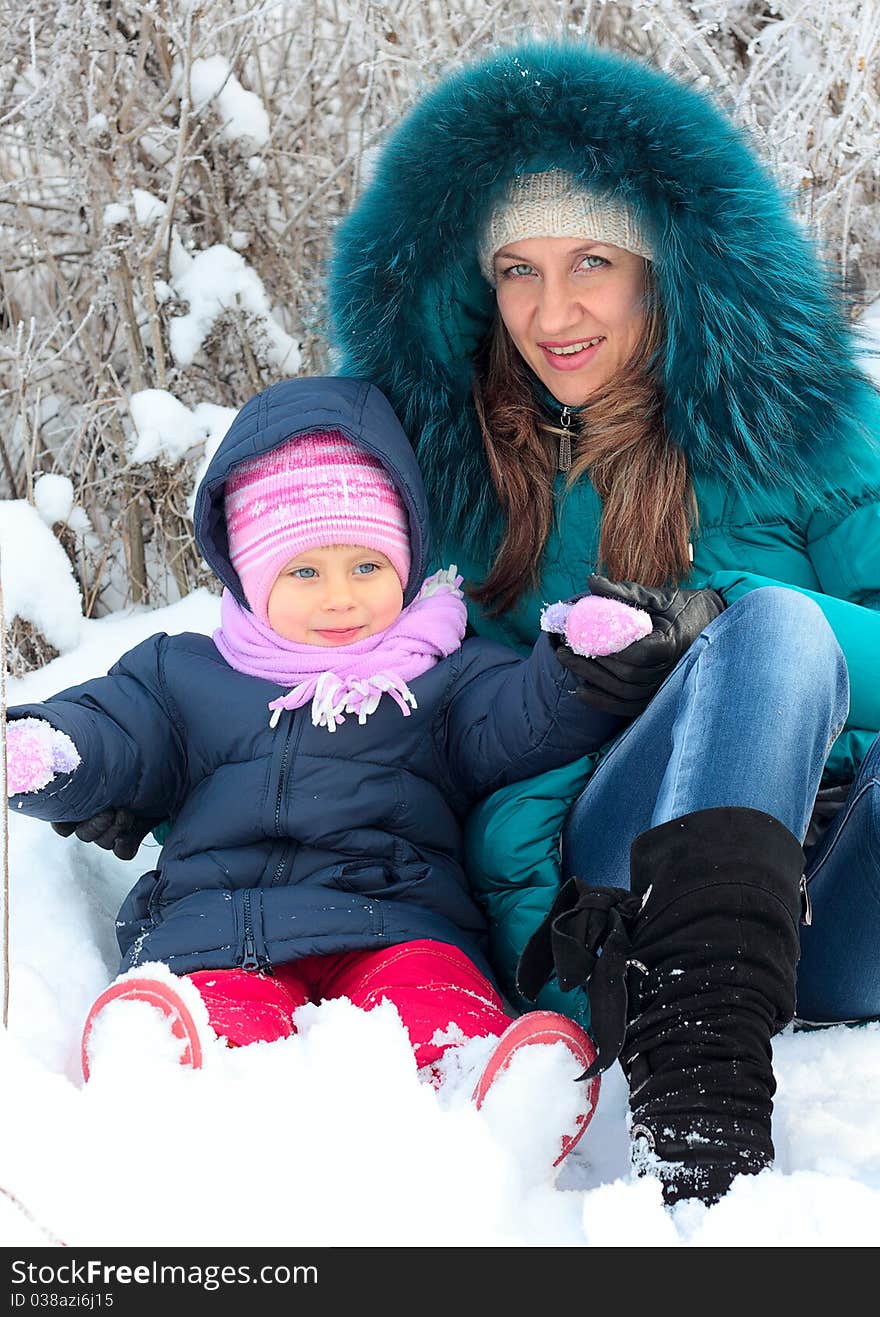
left=188, top=939, right=511, bottom=1066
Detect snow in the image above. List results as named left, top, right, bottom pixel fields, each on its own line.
left=166, top=244, right=301, bottom=374
left=2, top=584, right=880, bottom=1247
left=2, top=263, right=880, bottom=1252
left=89, top=187, right=168, bottom=242
left=188, top=55, right=271, bottom=149
left=856, top=296, right=880, bottom=386
left=32, top=474, right=74, bottom=529
left=132, top=188, right=167, bottom=227
left=128, top=389, right=211, bottom=465
left=102, top=203, right=129, bottom=228
left=0, top=500, right=83, bottom=653
left=125, top=389, right=237, bottom=522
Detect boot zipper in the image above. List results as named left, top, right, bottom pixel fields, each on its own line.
left=799, top=874, right=813, bottom=926
left=558, top=406, right=572, bottom=473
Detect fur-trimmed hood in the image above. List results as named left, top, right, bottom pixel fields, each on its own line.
left=328, top=40, right=874, bottom=561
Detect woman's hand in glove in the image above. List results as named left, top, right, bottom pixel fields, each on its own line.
left=554, top=574, right=726, bottom=716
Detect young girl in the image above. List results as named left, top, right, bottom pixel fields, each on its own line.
left=5, top=374, right=637, bottom=1165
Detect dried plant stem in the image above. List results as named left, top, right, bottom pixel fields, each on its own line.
left=140, top=262, right=169, bottom=390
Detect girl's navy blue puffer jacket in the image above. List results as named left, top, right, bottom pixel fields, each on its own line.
left=9, top=377, right=622, bottom=979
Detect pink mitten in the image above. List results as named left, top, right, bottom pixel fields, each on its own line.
left=6, top=718, right=81, bottom=797
left=541, top=595, right=653, bottom=658
left=564, top=595, right=652, bottom=656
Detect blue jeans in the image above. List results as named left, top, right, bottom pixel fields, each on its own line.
left=561, top=587, right=879, bottom=1023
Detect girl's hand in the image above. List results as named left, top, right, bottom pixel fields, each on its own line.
left=6, top=718, right=80, bottom=796
left=50, top=807, right=154, bottom=860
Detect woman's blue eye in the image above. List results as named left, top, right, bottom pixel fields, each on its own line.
left=500, top=263, right=535, bottom=278
left=500, top=255, right=607, bottom=278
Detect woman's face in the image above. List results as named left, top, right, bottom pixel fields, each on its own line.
left=492, top=237, right=649, bottom=406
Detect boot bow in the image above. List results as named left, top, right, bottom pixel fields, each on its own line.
left=516, top=877, right=644, bottom=1078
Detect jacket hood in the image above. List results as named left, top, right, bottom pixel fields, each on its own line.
left=328, top=40, right=871, bottom=560
left=193, top=376, right=429, bottom=610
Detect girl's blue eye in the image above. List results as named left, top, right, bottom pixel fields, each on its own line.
left=354, top=562, right=378, bottom=575
left=291, top=567, right=317, bottom=579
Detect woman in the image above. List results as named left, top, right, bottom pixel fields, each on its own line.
left=326, top=40, right=880, bottom=1204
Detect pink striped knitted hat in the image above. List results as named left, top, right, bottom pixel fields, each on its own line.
left=224, top=429, right=411, bottom=623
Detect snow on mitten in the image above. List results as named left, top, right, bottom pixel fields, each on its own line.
left=540, top=595, right=652, bottom=658
left=6, top=718, right=80, bottom=796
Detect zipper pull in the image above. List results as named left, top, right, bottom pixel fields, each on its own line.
left=799, top=874, right=812, bottom=926
left=558, top=406, right=572, bottom=473
left=242, top=932, right=259, bottom=970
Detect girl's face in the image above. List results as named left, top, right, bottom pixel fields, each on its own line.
left=267, top=544, right=404, bottom=645
left=492, top=237, right=649, bottom=406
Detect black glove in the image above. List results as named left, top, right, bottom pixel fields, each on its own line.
left=51, top=808, right=156, bottom=861
left=555, top=575, right=727, bottom=716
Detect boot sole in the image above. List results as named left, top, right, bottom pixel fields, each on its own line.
left=81, top=977, right=205, bottom=1079
left=472, top=1010, right=601, bottom=1167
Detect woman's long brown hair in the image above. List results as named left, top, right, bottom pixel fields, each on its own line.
left=470, top=273, right=695, bottom=616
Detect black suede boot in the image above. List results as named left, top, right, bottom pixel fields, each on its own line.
left=517, top=806, right=806, bottom=1206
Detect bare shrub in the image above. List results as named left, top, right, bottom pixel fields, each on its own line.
left=4, top=617, right=58, bottom=679
left=0, top=0, right=877, bottom=619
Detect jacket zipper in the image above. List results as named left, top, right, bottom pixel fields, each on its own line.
left=800, top=873, right=812, bottom=926
left=558, top=406, right=572, bottom=473
left=241, top=890, right=270, bottom=972
left=270, top=843, right=292, bottom=887
left=269, top=709, right=298, bottom=882
left=274, top=712, right=296, bottom=834
left=245, top=706, right=300, bottom=965
left=241, top=889, right=259, bottom=969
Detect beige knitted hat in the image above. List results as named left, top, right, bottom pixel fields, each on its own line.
left=478, top=169, right=653, bottom=285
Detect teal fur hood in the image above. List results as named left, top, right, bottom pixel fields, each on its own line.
left=328, top=39, right=874, bottom=563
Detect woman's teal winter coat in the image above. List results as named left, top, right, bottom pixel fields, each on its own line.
left=327, top=40, right=880, bottom=1021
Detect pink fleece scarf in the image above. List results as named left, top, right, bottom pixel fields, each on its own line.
left=213, top=567, right=467, bottom=732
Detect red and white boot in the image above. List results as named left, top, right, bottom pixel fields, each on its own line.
left=81, top=964, right=215, bottom=1080
left=472, top=1010, right=601, bottom=1168
left=80, top=962, right=303, bottom=1080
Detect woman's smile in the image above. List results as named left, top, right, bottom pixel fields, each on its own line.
left=538, top=336, right=605, bottom=371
